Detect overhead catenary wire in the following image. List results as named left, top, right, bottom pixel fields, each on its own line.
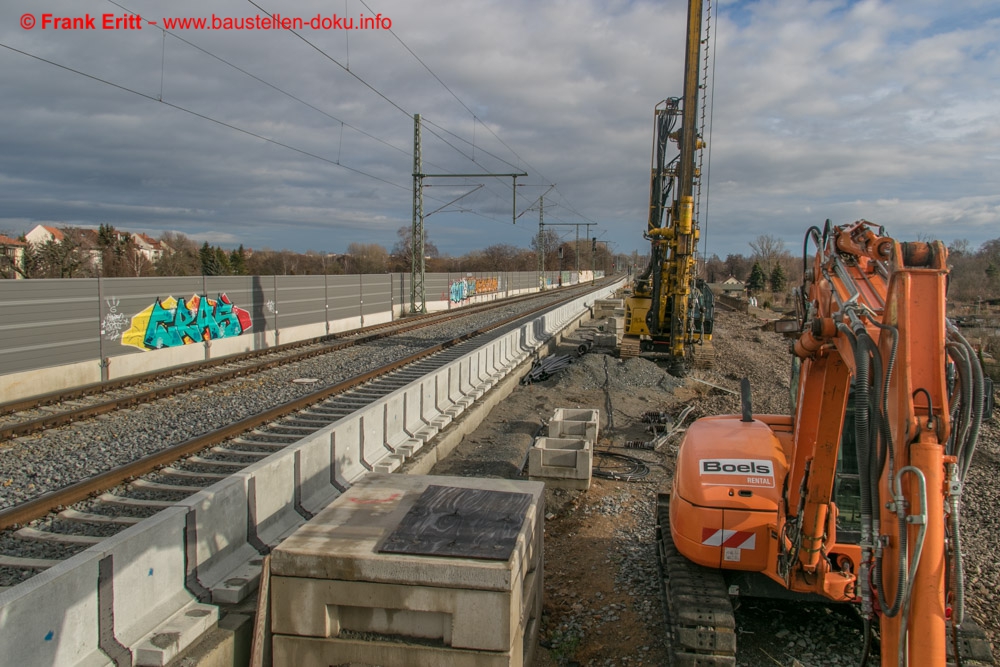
left=0, top=41, right=411, bottom=193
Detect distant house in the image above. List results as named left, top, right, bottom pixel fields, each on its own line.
left=707, top=276, right=746, bottom=297
left=132, top=233, right=167, bottom=263
left=721, top=276, right=745, bottom=293
left=0, top=234, right=28, bottom=278
left=24, top=224, right=65, bottom=246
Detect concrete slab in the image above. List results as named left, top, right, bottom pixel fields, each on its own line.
left=270, top=474, right=543, bottom=591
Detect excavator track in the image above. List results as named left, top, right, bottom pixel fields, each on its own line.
left=655, top=493, right=737, bottom=666
left=620, top=335, right=642, bottom=359
left=690, top=340, right=716, bottom=369
left=946, top=619, right=996, bottom=666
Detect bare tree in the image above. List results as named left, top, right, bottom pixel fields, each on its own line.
left=749, top=234, right=786, bottom=279
left=480, top=244, right=520, bottom=271
left=155, top=232, right=201, bottom=276
left=346, top=243, right=389, bottom=274
left=390, top=226, right=439, bottom=272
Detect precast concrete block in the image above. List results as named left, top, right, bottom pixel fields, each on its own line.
left=330, top=420, right=366, bottom=485
left=528, top=437, right=593, bottom=491
left=177, top=476, right=262, bottom=605
left=237, top=452, right=303, bottom=547
left=269, top=474, right=544, bottom=663
left=552, top=408, right=599, bottom=440
left=290, top=437, right=342, bottom=515
left=0, top=549, right=103, bottom=667
left=548, top=419, right=597, bottom=444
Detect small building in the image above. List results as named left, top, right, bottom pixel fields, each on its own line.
left=0, top=235, right=28, bottom=279
left=24, top=224, right=65, bottom=246
left=132, top=233, right=167, bottom=263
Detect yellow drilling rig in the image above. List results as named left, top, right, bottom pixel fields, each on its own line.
left=621, top=0, right=714, bottom=374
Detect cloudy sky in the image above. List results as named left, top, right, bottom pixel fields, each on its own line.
left=1, top=0, right=998, bottom=261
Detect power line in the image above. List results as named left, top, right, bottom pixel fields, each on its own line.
left=106, top=0, right=414, bottom=161
left=353, top=0, right=597, bottom=223
left=247, top=0, right=411, bottom=118
left=0, top=41, right=411, bottom=193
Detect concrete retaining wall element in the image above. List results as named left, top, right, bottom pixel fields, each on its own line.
left=0, top=279, right=624, bottom=667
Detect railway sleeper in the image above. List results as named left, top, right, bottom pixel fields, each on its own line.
left=130, top=478, right=204, bottom=494
left=97, top=493, right=177, bottom=508
left=57, top=508, right=142, bottom=526
left=159, top=466, right=229, bottom=480
left=183, top=455, right=249, bottom=469
left=15, top=526, right=103, bottom=546
left=0, top=554, right=60, bottom=570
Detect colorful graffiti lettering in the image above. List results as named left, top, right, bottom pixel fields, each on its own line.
left=121, top=294, right=252, bottom=350
left=449, top=277, right=500, bottom=303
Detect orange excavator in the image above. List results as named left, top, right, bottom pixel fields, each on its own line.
left=657, top=219, right=995, bottom=665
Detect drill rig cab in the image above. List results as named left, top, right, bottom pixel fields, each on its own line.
left=622, top=0, right=715, bottom=374
left=657, top=219, right=996, bottom=666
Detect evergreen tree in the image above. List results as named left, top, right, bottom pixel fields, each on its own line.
left=229, top=245, right=247, bottom=275
left=214, top=247, right=232, bottom=275
left=199, top=242, right=221, bottom=276
left=769, top=263, right=787, bottom=292
left=747, top=262, right=766, bottom=293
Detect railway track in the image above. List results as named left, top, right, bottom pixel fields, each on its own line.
left=0, top=282, right=609, bottom=589
left=0, top=288, right=572, bottom=441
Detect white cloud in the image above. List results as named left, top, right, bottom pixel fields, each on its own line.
left=0, top=0, right=998, bottom=259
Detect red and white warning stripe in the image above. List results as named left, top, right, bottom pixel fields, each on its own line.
left=701, top=528, right=756, bottom=550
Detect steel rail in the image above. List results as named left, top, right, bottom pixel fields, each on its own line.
left=0, top=285, right=596, bottom=530
left=0, top=286, right=591, bottom=440
left=0, top=287, right=552, bottom=418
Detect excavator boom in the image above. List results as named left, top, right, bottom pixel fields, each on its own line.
left=658, top=219, right=995, bottom=666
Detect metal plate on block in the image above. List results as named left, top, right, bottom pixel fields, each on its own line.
left=378, top=485, right=533, bottom=561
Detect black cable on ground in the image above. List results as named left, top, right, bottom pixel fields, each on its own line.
left=592, top=450, right=650, bottom=482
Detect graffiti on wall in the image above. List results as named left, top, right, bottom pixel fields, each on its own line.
left=101, top=297, right=130, bottom=341
left=121, top=293, right=252, bottom=350
left=449, top=276, right=499, bottom=303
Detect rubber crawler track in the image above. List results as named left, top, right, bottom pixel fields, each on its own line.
left=655, top=492, right=737, bottom=666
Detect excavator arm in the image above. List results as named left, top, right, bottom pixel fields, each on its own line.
left=660, top=219, right=994, bottom=666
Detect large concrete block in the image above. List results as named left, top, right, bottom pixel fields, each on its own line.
left=269, top=474, right=544, bottom=665
left=551, top=408, right=599, bottom=441
left=548, top=419, right=597, bottom=444
left=528, top=437, right=593, bottom=490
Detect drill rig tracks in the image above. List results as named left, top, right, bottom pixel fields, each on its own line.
left=0, top=284, right=603, bottom=587
left=0, top=288, right=564, bottom=441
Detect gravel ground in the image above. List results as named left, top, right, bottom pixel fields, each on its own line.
left=432, top=309, right=1000, bottom=666
left=0, top=293, right=571, bottom=511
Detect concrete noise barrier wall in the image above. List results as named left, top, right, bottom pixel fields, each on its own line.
left=0, top=279, right=624, bottom=667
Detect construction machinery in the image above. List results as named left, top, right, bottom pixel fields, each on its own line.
left=657, top=219, right=996, bottom=666
left=621, top=0, right=714, bottom=372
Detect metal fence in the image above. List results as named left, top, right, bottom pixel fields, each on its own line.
left=0, top=271, right=601, bottom=378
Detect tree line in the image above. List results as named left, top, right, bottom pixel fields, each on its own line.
left=6, top=225, right=996, bottom=306
left=707, top=234, right=1000, bottom=307
left=1, top=225, right=622, bottom=279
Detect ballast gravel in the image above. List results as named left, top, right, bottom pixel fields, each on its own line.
left=0, top=296, right=564, bottom=511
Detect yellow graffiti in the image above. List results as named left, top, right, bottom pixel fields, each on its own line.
left=475, top=277, right=498, bottom=294
left=122, top=296, right=178, bottom=349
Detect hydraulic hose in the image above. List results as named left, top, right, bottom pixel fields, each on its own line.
left=946, top=461, right=965, bottom=627
left=895, top=466, right=929, bottom=667
left=838, top=321, right=876, bottom=620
